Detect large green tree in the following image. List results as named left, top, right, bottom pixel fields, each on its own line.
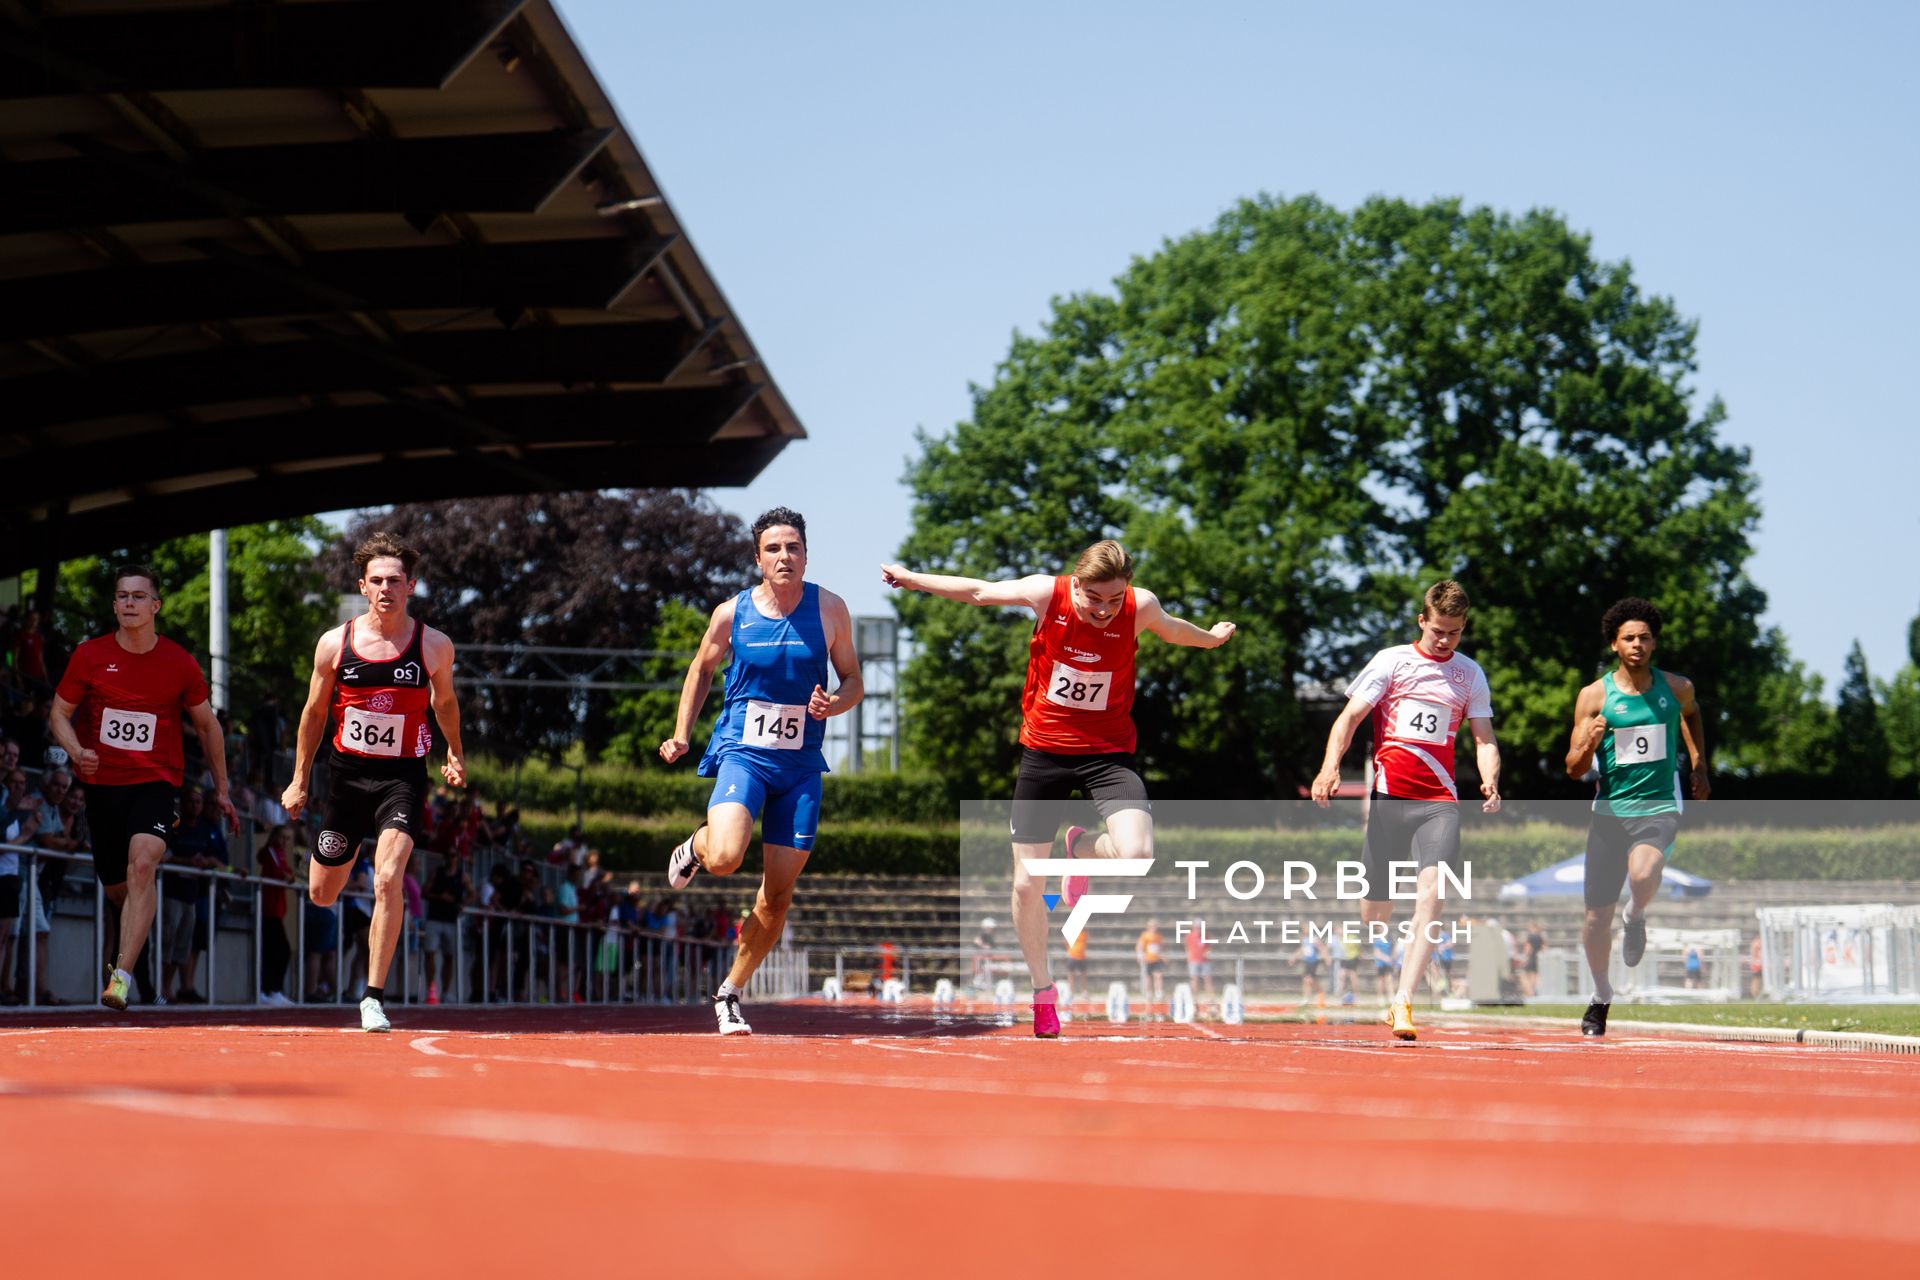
left=1834, top=641, right=1891, bottom=791
left=1715, top=650, right=1837, bottom=781
left=898, top=194, right=1776, bottom=796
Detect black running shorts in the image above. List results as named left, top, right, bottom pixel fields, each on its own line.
left=85, top=780, right=179, bottom=887
left=1583, top=811, right=1680, bottom=908
left=1009, top=747, right=1151, bottom=845
left=317, top=768, right=424, bottom=867
left=1360, top=794, right=1462, bottom=902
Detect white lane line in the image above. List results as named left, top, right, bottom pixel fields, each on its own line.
left=401, top=1036, right=1920, bottom=1148
left=3, top=1073, right=1913, bottom=1247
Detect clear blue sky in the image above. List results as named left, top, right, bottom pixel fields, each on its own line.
left=557, top=0, right=1919, bottom=691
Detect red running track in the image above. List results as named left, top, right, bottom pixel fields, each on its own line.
left=1, top=1001, right=1915, bottom=1278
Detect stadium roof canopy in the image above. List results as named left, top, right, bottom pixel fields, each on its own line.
left=0, top=0, right=804, bottom=579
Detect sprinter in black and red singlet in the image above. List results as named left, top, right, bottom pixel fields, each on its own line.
left=883, top=541, right=1236, bottom=1037
left=283, top=533, right=465, bottom=1032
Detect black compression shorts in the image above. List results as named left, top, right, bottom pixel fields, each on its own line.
left=84, top=781, right=179, bottom=887
left=1009, top=747, right=1151, bottom=845
left=316, top=769, right=424, bottom=867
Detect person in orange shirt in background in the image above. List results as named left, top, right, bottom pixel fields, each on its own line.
left=1064, top=922, right=1090, bottom=1011
left=1183, top=922, right=1214, bottom=1014
left=1136, top=918, right=1166, bottom=1021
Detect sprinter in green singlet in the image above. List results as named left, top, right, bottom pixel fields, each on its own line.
left=1564, top=598, right=1709, bottom=1036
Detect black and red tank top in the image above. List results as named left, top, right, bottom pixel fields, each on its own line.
left=329, top=618, right=434, bottom=768
left=1019, top=576, right=1139, bottom=755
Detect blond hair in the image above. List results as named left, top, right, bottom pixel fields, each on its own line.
left=1422, top=579, right=1470, bottom=618
left=1072, top=540, right=1134, bottom=584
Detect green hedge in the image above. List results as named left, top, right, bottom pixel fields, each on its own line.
left=516, top=812, right=1919, bottom=881
left=470, top=758, right=965, bottom=826
left=520, top=811, right=962, bottom=877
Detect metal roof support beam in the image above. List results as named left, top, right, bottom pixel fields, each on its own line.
left=0, top=438, right=791, bottom=578
left=0, top=1, right=527, bottom=100
left=2, top=129, right=612, bottom=237
left=9, top=388, right=762, bottom=494
left=5, top=315, right=730, bottom=432
left=0, top=235, right=674, bottom=343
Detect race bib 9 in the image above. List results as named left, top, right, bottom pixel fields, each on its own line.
left=341, top=705, right=405, bottom=757
left=1613, top=723, right=1668, bottom=765
left=1394, top=698, right=1450, bottom=744
left=1046, top=662, right=1112, bottom=712
left=743, top=699, right=806, bottom=750
left=100, top=707, right=157, bottom=752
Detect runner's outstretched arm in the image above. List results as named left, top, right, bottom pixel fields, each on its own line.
left=881, top=565, right=1052, bottom=611
left=1135, top=590, right=1236, bottom=648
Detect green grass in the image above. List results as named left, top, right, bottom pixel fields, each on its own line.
left=1452, top=1002, right=1920, bottom=1036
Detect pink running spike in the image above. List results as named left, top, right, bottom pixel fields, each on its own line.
left=1033, top=999, right=1061, bottom=1038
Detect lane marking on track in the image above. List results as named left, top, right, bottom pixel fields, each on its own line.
left=400, top=1036, right=1920, bottom=1147
left=851, top=1037, right=1000, bottom=1061
left=5, top=1072, right=1915, bottom=1247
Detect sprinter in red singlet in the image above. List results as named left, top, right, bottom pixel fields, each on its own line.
left=283, top=532, right=465, bottom=1032
left=882, top=541, right=1236, bottom=1037
left=49, top=564, right=238, bottom=1010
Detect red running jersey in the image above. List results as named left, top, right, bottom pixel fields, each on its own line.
left=1019, top=576, right=1138, bottom=755
left=55, top=634, right=209, bottom=787
left=329, top=619, right=434, bottom=763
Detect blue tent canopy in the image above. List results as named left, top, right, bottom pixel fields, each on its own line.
left=1498, top=853, right=1713, bottom=901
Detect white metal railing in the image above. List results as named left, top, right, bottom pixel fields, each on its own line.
left=0, top=842, right=809, bottom=1010
left=1758, top=904, right=1920, bottom=1000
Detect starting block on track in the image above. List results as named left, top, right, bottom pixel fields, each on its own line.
left=993, top=978, right=1015, bottom=1006
left=879, top=978, right=905, bottom=1003
left=933, top=978, right=955, bottom=1006
left=1220, top=983, right=1245, bottom=1025
left=822, top=977, right=843, bottom=1001
left=1106, top=981, right=1130, bottom=1024
left=1055, top=978, right=1073, bottom=1022
left=1170, top=982, right=1196, bottom=1024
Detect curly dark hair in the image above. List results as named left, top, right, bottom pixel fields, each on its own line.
left=1601, top=597, right=1664, bottom=646
left=751, top=507, right=807, bottom=550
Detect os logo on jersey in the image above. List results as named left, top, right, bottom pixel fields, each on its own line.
left=317, top=831, right=348, bottom=859
left=391, top=662, right=423, bottom=686
left=368, top=692, right=395, bottom=713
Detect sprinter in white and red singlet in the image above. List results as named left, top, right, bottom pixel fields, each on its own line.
left=883, top=540, right=1236, bottom=1038
left=283, top=532, right=465, bottom=1032
left=1311, top=579, right=1501, bottom=1041
left=49, top=564, right=239, bottom=1010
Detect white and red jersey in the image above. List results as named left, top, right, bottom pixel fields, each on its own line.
left=1346, top=644, right=1492, bottom=802
left=329, top=618, right=434, bottom=767
left=55, top=634, right=209, bottom=787
left=1019, top=576, right=1138, bottom=755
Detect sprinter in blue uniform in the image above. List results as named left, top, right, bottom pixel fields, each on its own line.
left=659, top=508, right=863, bottom=1034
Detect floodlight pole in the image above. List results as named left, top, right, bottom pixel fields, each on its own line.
left=209, top=528, right=229, bottom=712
